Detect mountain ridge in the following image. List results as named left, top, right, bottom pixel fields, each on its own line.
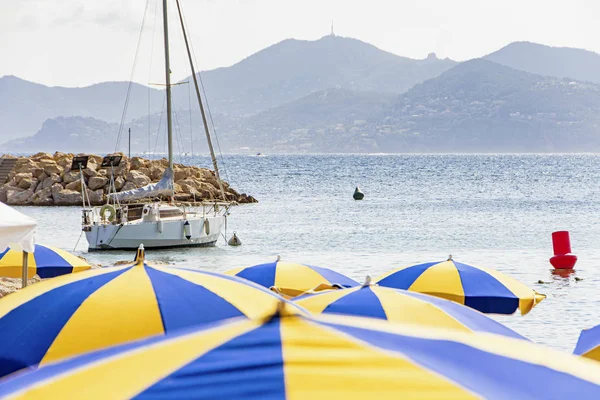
left=484, top=41, right=600, bottom=83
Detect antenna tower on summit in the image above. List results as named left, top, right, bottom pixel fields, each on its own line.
left=331, top=20, right=335, bottom=36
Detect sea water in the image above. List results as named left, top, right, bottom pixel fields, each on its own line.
left=20, top=154, right=600, bottom=351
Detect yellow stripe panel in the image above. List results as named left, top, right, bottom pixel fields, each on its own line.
left=0, top=266, right=130, bottom=319
left=295, top=287, right=362, bottom=314
left=0, top=250, right=37, bottom=279
left=281, top=317, right=474, bottom=400
left=223, top=266, right=245, bottom=276
left=409, top=261, right=465, bottom=304
left=154, top=267, right=288, bottom=319
left=41, top=265, right=164, bottom=364
left=583, top=346, right=600, bottom=362
left=274, top=263, right=329, bottom=293
left=373, top=265, right=413, bottom=283
left=11, top=319, right=258, bottom=400
left=373, top=288, right=471, bottom=333
left=473, top=266, right=544, bottom=315
left=45, top=246, right=91, bottom=269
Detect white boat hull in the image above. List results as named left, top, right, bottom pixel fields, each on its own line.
left=85, top=215, right=224, bottom=250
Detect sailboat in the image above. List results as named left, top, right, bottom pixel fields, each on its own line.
left=81, top=0, right=232, bottom=250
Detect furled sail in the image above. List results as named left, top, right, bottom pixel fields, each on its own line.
left=110, top=168, right=173, bottom=202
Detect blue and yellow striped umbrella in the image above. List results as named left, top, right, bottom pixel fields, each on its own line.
left=0, top=244, right=90, bottom=279
left=375, top=258, right=546, bottom=315
left=226, top=259, right=358, bottom=298
left=0, top=248, right=303, bottom=379
left=294, top=283, right=527, bottom=340
left=574, top=324, right=600, bottom=361
left=1, top=307, right=600, bottom=399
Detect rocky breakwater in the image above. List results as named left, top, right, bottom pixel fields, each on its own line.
left=0, top=152, right=257, bottom=206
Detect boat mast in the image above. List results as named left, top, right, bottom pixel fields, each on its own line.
left=174, top=0, right=226, bottom=200
left=162, top=0, right=174, bottom=174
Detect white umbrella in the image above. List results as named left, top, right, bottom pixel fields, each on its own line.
left=0, top=201, right=36, bottom=287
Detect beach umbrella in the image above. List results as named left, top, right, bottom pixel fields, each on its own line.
left=1, top=306, right=600, bottom=399
left=0, top=202, right=36, bottom=287
left=294, top=280, right=527, bottom=340
left=0, top=202, right=36, bottom=254
left=225, top=257, right=358, bottom=298
left=0, top=246, right=304, bottom=379
left=374, top=257, right=546, bottom=315
left=0, top=244, right=90, bottom=279
left=574, top=324, right=600, bottom=361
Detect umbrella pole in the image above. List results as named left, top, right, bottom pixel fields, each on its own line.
left=21, top=251, right=28, bottom=289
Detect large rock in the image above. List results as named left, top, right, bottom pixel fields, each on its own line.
left=17, top=176, right=34, bottom=190
left=137, top=167, right=151, bottom=177
left=0, top=185, right=21, bottom=203
left=7, top=189, right=33, bottom=205
left=150, top=166, right=165, bottom=180
left=56, top=155, right=73, bottom=169
left=13, top=159, right=37, bottom=175
left=52, top=188, right=82, bottom=206
left=31, top=168, right=45, bottom=181
left=88, top=176, right=108, bottom=190
left=174, top=167, right=192, bottom=181
left=126, top=170, right=151, bottom=187
left=39, top=159, right=63, bottom=175
left=0, top=186, right=8, bottom=203
left=13, top=172, right=32, bottom=185
left=114, top=176, right=125, bottom=191
left=130, top=157, right=147, bottom=170
left=31, top=187, right=54, bottom=205
left=87, top=188, right=104, bottom=205
left=82, top=167, right=98, bottom=178
left=41, top=174, right=61, bottom=190
left=29, top=178, right=40, bottom=193
left=65, top=180, right=82, bottom=192
left=35, top=171, right=49, bottom=183
left=62, top=170, right=81, bottom=184
left=88, top=155, right=103, bottom=165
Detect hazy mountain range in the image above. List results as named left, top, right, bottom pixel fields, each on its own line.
left=3, top=36, right=600, bottom=153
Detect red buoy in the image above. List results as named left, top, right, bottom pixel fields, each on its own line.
left=549, top=231, right=577, bottom=269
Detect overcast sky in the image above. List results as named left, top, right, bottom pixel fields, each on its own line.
left=2, top=0, right=599, bottom=87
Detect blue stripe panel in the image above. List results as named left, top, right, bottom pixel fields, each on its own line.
left=323, top=287, right=387, bottom=320
left=36, top=266, right=75, bottom=279
left=329, top=323, right=600, bottom=399
left=574, top=325, right=600, bottom=355
left=33, top=245, right=72, bottom=278
left=400, top=291, right=527, bottom=340
left=33, top=245, right=69, bottom=267
left=454, top=262, right=519, bottom=314
left=135, top=320, right=286, bottom=400
left=308, top=265, right=358, bottom=288
left=0, top=267, right=129, bottom=378
left=146, top=267, right=246, bottom=332
left=0, top=248, right=8, bottom=258
left=235, top=262, right=278, bottom=288
left=377, top=262, right=439, bottom=290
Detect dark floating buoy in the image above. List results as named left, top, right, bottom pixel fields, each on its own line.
left=228, top=232, right=242, bottom=246
left=353, top=186, right=364, bottom=200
